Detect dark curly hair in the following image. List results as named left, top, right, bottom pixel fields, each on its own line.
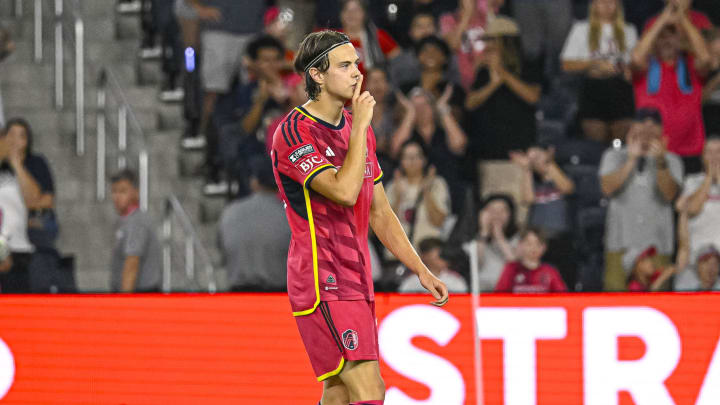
left=294, top=30, right=351, bottom=101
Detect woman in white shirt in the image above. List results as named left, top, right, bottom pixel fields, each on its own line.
left=561, top=0, right=638, bottom=143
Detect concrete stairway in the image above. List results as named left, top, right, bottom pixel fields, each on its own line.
left=0, top=0, right=226, bottom=292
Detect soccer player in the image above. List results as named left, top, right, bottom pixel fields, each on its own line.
left=271, top=30, right=450, bottom=405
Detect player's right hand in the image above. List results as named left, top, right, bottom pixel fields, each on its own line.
left=352, top=75, right=375, bottom=129
left=419, top=269, right=449, bottom=307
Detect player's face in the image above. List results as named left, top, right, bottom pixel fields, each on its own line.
left=323, top=44, right=361, bottom=101
left=698, top=256, right=720, bottom=290
left=520, top=233, right=546, bottom=263
left=111, top=179, right=139, bottom=215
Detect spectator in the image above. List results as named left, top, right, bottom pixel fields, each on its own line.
left=364, top=67, right=396, bottom=173
left=399, top=36, right=466, bottom=118
left=174, top=0, right=203, bottom=144
left=624, top=245, right=676, bottom=291
left=561, top=0, right=639, bottom=142
left=392, top=87, right=466, bottom=212
left=643, top=0, right=713, bottom=32
left=599, top=108, right=683, bottom=291
left=338, top=0, right=400, bottom=75
left=439, top=0, right=487, bottom=89
left=631, top=1, right=712, bottom=174
left=218, top=156, right=290, bottom=292
left=389, top=12, right=442, bottom=87
left=511, top=0, right=573, bottom=81
left=185, top=0, right=266, bottom=159
left=677, top=136, right=720, bottom=256
left=672, top=200, right=720, bottom=290
left=385, top=0, right=458, bottom=48
left=510, top=145, right=577, bottom=287
left=495, top=227, right=568, bottom=293
left=0, top=27, right=15, bottom=127
left=211, top=35, right=287, bottom=196
left=463, top=194, right=519, bottom=292
left=264, top=73, right=306, bottom=155
left=703, top=28, right=720, bottom=135
left=398, top=237, right=468, bottom=293
left=109, top=169, right=162, bottom=293
left=465, top=17, right=542, bottom=160
left=152, top=0, right=184, bottom=102
left=386, top=141, right=451, bottom=250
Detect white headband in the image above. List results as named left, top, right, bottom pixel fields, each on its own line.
left=303, top=40, right=351, bottom=73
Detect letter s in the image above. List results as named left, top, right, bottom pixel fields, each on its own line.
left=379, top=305, right=465, bottom=404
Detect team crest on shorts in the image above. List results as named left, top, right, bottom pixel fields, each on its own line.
left=342, top=329, right=359, bottom=351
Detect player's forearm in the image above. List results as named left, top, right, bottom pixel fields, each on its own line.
left=332, top=123, right=369, bottom=204
left=371, top=201, right=427, bottom=276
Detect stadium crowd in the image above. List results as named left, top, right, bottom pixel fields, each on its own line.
left=2, top=0, right=720, bottom=294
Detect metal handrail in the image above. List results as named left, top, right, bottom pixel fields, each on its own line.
left=33, top=0, right=84, bottom=155
left=96, top=67, right=149, bottom=212
left=162, top=195, right=217, bottom=293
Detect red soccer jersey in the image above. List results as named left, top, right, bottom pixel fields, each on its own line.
left=494, top=262, right=568, bottom=293
left=271, top=106, right=383, bottom=316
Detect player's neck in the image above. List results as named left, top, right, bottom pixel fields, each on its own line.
left=302, top=96, right=345, bottom=127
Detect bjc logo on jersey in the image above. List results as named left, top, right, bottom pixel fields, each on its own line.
left=295, top=155, right=326, bottom=174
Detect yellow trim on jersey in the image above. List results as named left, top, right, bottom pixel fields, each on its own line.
left=294, top=107, right=317, bottom=122
left=303, top=164, right=335, bottom=188
left=373, top=171, right=384, bottom=183
left=317, top=357, right=346, bottom=381
left=293, top=164, right=334, bottom=317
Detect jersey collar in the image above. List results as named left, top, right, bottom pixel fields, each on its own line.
left=295, top=106, right=345, bottom=131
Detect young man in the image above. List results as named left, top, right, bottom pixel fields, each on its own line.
left=271, top=30, right=449, bottom=405
left=109, top=169, right=162, bottom=293
left=494, top=227, right=568, bottom=293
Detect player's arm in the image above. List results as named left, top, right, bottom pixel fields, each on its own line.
left=370, top=182, right=449, bottom=306
left=309, top=76, right=375, bottom=206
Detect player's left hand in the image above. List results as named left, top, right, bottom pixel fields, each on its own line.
left=419, top=270, right=449, bottom=307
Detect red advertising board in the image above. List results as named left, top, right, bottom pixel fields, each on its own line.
left=0, top=293, right=717, bottom=404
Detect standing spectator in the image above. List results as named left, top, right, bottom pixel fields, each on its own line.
left=465, top=17, right=542, bottom=160
left=186, top=0, right=266, bottom=154
left=511, top=145, right=577, bottom=287
left=386, top=141, right=451, bottom=250
left=364, top=67, right=396, bottom=172
left=463, top=194, right=519, bottom=292
left=218, top=156, right=290, bottom=292
left=561, top=0, right=639, bottom=142
left=440, top=0, right=487, bottom=89
left=631, top=1, right=712, bottom=174
left=0, top=27, right=15, bottom=127
left=623, top=245, right=676, bottom=291
left=392, top=87, right=467, bottom=211
left=511, top=0, right=573, bottom=81
left=109, top=170, right=162, bottom=293
left=398, top=237, right=468, bottom=293
left=174, top=0, right=203, bottom=145
left=495, top=227, right=568, bottom=293
left=599, top=108, right=683, bottom=291
left=702, top=28, right=720, bottom=136
left=338, top=0, right=400, bottom=75
left=153, top=0, right=184, bottom=102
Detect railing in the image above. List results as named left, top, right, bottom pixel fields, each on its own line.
left=95, top=67, right=149, bottom=212
left=33, top=0, right=85, bottom=155
left=162, top=195, right=217, bottom=293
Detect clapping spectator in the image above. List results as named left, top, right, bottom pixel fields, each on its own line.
left=672, top=199, right=720, bottom=290
left=599, top=108, right=683, bottom=291
left=398, top=237, right=468, bottom=293
left=495, top=227, right=568, bottom=293
left=631, top=0, right=712, bottom=174
left=561, top=0, right=638, bottom=142
left=510, top=146, right=577, bottom=286
left=392, top=87, right=466, bottom=211
left=364, top=68, right=396, bottom=172
left=702, top=28, right=720, bottom=135
left=109, top=170, right=162, bottom=293
left=463, top=194, right=519, bottom=292
left=219, top=156, right=290, bottom=292
left=623, top=245, right=676, bottom=291
left=465, top=17, right=542, bottom=160
left=0, top=27, right=15, bottom=127
left=440, top=0, right=487, bottom=89
left=386, top=141, right=451, bottom=250
left=338, top=0, right=400, bottom=74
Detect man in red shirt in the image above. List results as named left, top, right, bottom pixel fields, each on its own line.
left=495, top=227, right=567, bottom=293
left=631, top=1, right=712, bottom=173
left=271, top=30, right=448, bottom=405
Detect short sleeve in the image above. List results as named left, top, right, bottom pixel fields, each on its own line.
left=272, top=118, right=334, bottom=189
left=667, top=154, right=684, bottom=185
left=681, top=174, right=706, bottom=198
left=376, top=28, right=398, bottom=56
left=561, top=22, right=589, bottom=61
left=124, top=219, right=149, bottom=257
left=599, top=149, right=624, bottom=176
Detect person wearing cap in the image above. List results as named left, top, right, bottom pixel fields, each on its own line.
left=674, top=199, right=720, bottom=290
left=560, top=0, right=638, bottom=143
left=631, top=0, right=712, bottom=174
left=599, top=108, right=683, bottom=291
left=624, top=245, right=677, bottom=292
left=218, top=156, right=290, bottom=292
left=465, top=16, right=542, bottom=161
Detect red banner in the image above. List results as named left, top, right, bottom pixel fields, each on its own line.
left=0, top=293, right=717, bottom=404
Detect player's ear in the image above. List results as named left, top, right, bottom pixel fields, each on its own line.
left=308, top=67, right=325, bottom=86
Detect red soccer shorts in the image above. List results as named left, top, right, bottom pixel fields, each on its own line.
left=295, top=300, right=379, bottom=381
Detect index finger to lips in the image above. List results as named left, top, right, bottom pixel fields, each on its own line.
left=354, top=74, right=364, bottom=98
